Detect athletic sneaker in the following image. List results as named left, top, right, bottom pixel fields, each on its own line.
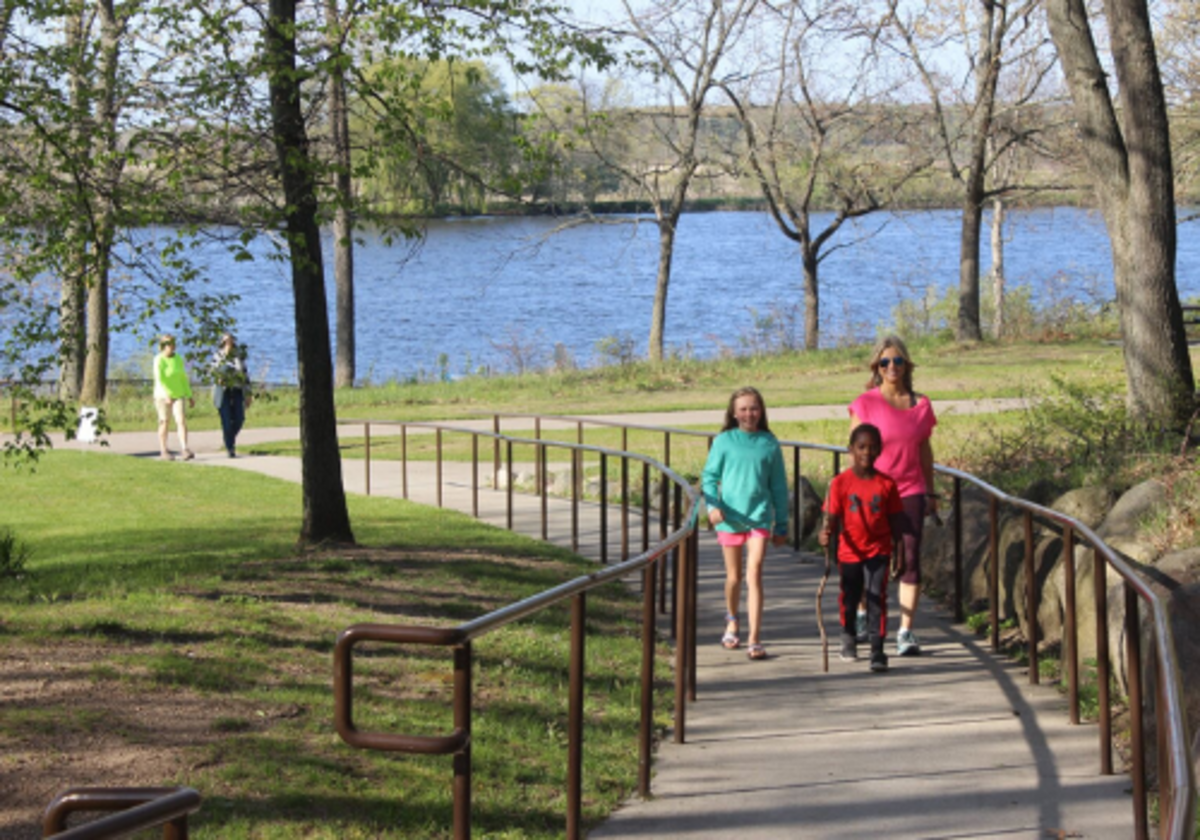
left=897, top=628, right=921, bottom=657
left=839, top=638, right=858, bottom=662
left=870, top=651, right=889, bottom=672
left=855, top=611, right=868, bottom=643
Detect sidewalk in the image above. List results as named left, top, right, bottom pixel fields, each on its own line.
left=50, top=400, right=1135, bottom=839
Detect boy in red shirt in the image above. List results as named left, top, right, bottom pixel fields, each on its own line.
left=819, top=423, right=906, bottom=672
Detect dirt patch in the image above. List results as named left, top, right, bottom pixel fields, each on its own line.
left=0, top=545, right=584, bottom=837
left=0, top=644, right=265, bottom=839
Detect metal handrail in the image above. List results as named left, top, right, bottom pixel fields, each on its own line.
left=339, top=411, right=1195, bottom=840
left=334, top=422, right=701, bottom=840
left=41, top=786, right=201, bottom=839
left=934, top=464, right=1197, bottom=840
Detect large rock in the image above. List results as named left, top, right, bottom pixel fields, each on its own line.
left=793, top=476, right=823, bottom=540
left=1054, top=482, right=1165, bottom=669
left=1098, top=480, right=1167, bottom=540
left=921, top=483, right=993, bottom=609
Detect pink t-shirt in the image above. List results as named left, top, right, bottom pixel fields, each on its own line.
left=847, top=388, right=937, bottom=498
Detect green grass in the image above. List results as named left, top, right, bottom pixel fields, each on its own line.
left=22, top=336, right=1154, bottom=434
left=0, top=452, right=672, bottom=838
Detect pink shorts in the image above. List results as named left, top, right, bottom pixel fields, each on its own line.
left=716, top=528, right=771, bottom=547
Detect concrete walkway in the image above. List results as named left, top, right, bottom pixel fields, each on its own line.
left=49, top=401, right=1136, bottom=839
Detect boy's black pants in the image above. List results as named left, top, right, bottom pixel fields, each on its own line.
left=839, top=554, right=889, bottom=652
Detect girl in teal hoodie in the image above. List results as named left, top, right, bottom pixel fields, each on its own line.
left=701, top=386, right=789, bottom=661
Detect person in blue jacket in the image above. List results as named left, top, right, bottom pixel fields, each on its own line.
left=702, top=386, right=790, bottom=661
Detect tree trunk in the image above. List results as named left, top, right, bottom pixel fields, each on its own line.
left=1047, top=0, right=1196, bottom=428
left=648, top=218, right=677, bottom=363
left=58, top=267, right=86, bottom=402
left=802, top=247, right=819, bottom=351
left=81, top=0, right=123, bottom=406
left=325, top=0, right=355, bottom=389
left=266, top=0, right=354, bottom=545
left=990, top=196, right=1006, bottom=339
left=958, top=187, right=985, bottom=342
left=80, top=253, right=109, bottom=405
left=58, top=1, right=88, bottom=402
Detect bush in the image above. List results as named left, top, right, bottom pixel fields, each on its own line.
left=0, top=527, right=32, bottom=578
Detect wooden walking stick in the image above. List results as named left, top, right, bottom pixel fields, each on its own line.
left=816, top=542, right=832, bottom=673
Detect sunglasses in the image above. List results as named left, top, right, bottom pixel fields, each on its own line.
left=878, top=356, right=906, bottom=368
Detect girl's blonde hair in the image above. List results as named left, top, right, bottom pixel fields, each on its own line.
left=867, top=334, right=916, bottom=392
left=722, top=386, right=771, bottom=432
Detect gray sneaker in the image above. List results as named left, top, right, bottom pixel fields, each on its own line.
left=839, top=637, right=858, bottom=661
left=855, top=611, right=868, bottom=643
left=896, top=628, right=921, bottom=657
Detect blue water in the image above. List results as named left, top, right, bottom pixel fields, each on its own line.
left=103, top=208, right=1199, bottom=383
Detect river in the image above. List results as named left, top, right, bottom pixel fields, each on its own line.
left=109, top=208, right=1200, bottom=384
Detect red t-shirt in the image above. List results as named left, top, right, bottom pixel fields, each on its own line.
left=824, top=469, right=903, bottom=563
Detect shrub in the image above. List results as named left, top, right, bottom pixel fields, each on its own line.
left=0, top=527, right=32, bottom=579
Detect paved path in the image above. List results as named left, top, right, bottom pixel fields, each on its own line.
left=47, top=400, right=1136, bottom=839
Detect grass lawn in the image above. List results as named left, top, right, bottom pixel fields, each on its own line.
left=27, top=336, right=1150, bottom=434
left=0, top=453, right=671, bottom=838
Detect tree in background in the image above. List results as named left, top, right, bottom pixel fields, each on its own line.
left=1156, top=0, right=1200, bottom=219
left=520, top=81, right=629, bottom=208
left=0, top=0, right=236, bottom=459
left=594, top=0, right=760, bottom=362
left=721, top=0, right=931, bottom=350
left=1047, top=0, right=1196, bottom=428
left=884, top=0, right=1055, bottom=343
left=356, top=60, right=524, bottom=216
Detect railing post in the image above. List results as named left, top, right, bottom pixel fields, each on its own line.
left=540, top=443, right=548, bottom=542
left=600, top=453, right=608, bottom=564
left=571, top=449, right=579, bottom=553
left=674, top=532, right=688, bottom=745
left=1156, top=648, right=1171, bottom=828
left=453, top=643, right=472, bottom=840
left=638, top=557, right=657, bottom=798
left=989, top=496, right=1000, bottom=653
left=437, top=429, right=444, bottom=509
left=642, top=463, right=651, bottom=555
left=658, top=470, right=669, bottom=616
left=1094, top=548, right=1113, bottom=774
left=953, top=476, right=963, bottom=622
left=535, top=417, right=543, bottom=496
left=688, top=529, right=698, bottom=703
left=492, top=415, right=500, bottom=490
left=364, top=422, right=371, bottom=496
left=670, top=484, right=682, bottom=639
left=792, top=447, right=802, bottom=551
left=471, top=435, right=479, bottom=519
left=621, top=455, right=630, bottom=562
left=567, top=593, right=586, bottom=840
left=506, top=440, right=514, bottom=531
left=1024, top=510, right=1038, bottom=684
left=401, top=425, right=409, bottom=500
left=1064, top=526, right=1079, bottom=724
left=1125, top=584, right=1147, bottom=840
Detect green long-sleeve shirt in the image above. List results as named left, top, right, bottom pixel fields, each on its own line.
left=153, top=353, right=192, bottom=400
left=701, top=428, right=789, bottom=536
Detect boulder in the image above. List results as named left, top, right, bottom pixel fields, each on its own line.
left=921, top=483, right=993, bottom=608
left=1013, top=531, right=1065, bottom=644
left=1097, top=480, right=1167, bottom=540
left=793, top=475, right=823, bottom=540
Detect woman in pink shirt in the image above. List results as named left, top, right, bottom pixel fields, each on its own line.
left=848, top=335, right=937, bottom=656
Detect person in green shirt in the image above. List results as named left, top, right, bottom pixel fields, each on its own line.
left=701, top=386, right=790, bottom=661
left=153, top=334, right=195, bottom=461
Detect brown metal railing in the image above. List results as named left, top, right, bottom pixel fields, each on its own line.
left=935, top=464, right=1196, bottom=840
left=41, top=786, right=201, bottom=839
left=342, top=412, right=1195, bottom=840
left=334, top=422, right=701, bottom=840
